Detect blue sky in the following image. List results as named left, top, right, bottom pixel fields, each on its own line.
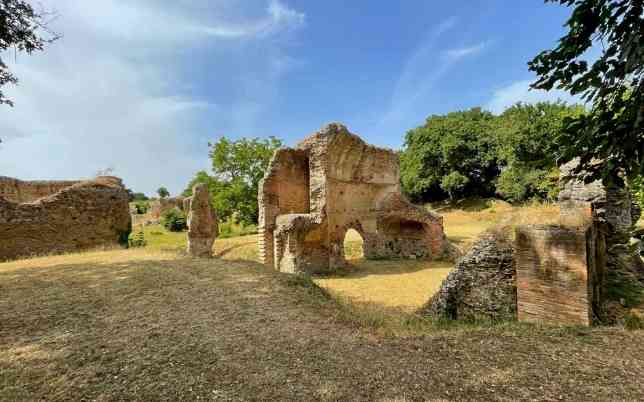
left=0, top=0, right=579, bottom=195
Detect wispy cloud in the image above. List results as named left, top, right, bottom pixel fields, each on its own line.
left=485, top=79, right=584, bottom=114
left=376, top=18, right=491, bottom=138
left=444, top=41, right=490, bottom=61
left=0, top=0, right=305, bottom=195
left=197, top=0, right=305, bottom=38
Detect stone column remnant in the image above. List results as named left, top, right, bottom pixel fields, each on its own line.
left=186, top=183, right=218, bottom=258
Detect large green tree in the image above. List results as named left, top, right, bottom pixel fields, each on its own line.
left=400, top=102, right=584, bottom=203
left=400, top=108, right=499, bottom=201
left=184, top=136, right=282, bottom=225
left=529, top=0, right=643, bottom=183
left=495, top=101, right=585, bottom=202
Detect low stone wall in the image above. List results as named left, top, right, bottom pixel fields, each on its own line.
left=421, top=232, right=516, bottom=321
left=0, top=176, right=132, bottom=261
left=515, top=224, right=605, bottom=326
left=0, top=176, right=81, bottom=203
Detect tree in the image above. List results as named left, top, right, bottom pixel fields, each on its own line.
left=440, top=171, right=469, bottom=200
left=529, top=0, right=644, bottom=183
left=1, top=0, right=60, bottom=106
left=184, top=136, right=282, bottom=225
left=157, top=187, right=169, bottom=199
left=495, top=101, right=585, bottom=201
left=400, top=108, right=499, bottom=201
left=131, top=192, right=148, bottom=202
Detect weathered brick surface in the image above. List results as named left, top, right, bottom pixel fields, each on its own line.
left=0, top=176, right=132, bottom=261
left=422, top=233, right=516, bottom=321
left=259, top=123, right=450, bottom=274
left=186, top=184, right=218, bottom=258
left=515, top=224, right=604, bottom=326
left=0, top=176, right=81, bottom=203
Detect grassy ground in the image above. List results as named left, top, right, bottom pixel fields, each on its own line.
left=2, top=203, right=644, bottom=400
left=2, top=246, right=644, bottom=401
left=315, top=200, right=561, bottom=312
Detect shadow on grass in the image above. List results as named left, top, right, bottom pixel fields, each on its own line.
left=315, top=258, right=453, bottom=279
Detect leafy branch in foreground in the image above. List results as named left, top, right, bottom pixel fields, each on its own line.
left=1, top=0, right=61, bottom=106
left=529, top=0, right=643, bottom=183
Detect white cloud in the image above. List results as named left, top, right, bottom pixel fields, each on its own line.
left=444, top=41, right=490, bottom=61
left=196, top=0, right=305, bottom=38
left=485, top=79, right=584, bottom=114
left=0, top=0, right=305, bottom=195
left=377, top=18, right=491, bottom=136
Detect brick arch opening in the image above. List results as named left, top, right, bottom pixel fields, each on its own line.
left=343, top=228, right=364, bottom=262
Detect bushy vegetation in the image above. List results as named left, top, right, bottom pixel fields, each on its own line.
left=184, top=136, right=282, bottom=226
left=128, top=227, right=147, bottom=248
left=157, top=187, right=170, bottom=199
left=133, top=201, right=150, bottom=215
left=161, top=208, right=187, bottom=232
left=218, top=220, right=257, bottom=239
left=401, top=101, right=584, bottom=203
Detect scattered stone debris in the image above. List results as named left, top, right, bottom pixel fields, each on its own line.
left=186, top=183, right=218, bottom=258
left=258, top=122, right=451, bottom=274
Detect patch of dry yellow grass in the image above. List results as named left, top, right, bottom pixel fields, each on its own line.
left=440, top=199, right=560, bottom=249
left=314, top=259, right=452, bottom=312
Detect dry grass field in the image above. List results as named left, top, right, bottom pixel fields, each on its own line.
left=2, top=201, right=644, bottom=401
left=316, top=200, right=561, bottom=312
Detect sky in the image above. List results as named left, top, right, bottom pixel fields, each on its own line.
left=0, top=0, right=582, bottom=196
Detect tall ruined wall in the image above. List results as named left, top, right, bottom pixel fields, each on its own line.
left=258, top=148, right=311, bottom=268
left=0, top=176, right=81, bottom=203
left=259, top=123, right=450, bottom=274
left=0, top=176, right=132, bottom=261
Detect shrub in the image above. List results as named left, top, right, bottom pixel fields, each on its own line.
left=161, top=208, right=187, bottom=232
left=128, top=227, right=147, bottom=248
left=134, top=201, right=150, bottom=214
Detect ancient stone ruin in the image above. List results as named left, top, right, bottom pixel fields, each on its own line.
left=421, top=232, right=516, bottom=321
left=258, top=122, right=451, bottom=274
left=515, top=224, right=604, bottom=326
left=132, top=196, right=186, bottom=226
left=0, top=176, right=132, bottom=261
left=424, top=158, right=643, bottom=326
left=185, top=183, right=218, bottom=258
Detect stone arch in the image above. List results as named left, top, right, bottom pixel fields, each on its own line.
left=343, top=227, right=365, bottom=262
left=333, top=220, right=369, bottom=267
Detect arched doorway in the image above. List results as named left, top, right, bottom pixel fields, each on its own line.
left=343, top=228, right=364, bottom=262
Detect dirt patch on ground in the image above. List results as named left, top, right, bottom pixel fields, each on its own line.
left=2, top=246, right=644, bottom=401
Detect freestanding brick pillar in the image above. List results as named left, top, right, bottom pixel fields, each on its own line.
left=515, top=224, right=605, bottom=326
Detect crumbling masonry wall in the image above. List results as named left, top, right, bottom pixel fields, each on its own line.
left=0, top=176, right=81, bottom=203
left=259, top=123, right=450, bottom=274
left=515, top=224, right=605, bottom=326
left=0, top=176, right=132, bottom=261
left=421, top=232, right=516, bottom=321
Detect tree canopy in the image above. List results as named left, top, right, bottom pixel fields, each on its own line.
left=157, top=187, right=169, bottom=199
left=400, top=102, right=584, bottom=203
left=529, top=0, right=644, bottom=183
left=184, top=136, right=282, bottom=225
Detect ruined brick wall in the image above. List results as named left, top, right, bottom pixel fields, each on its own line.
left=0, top=176, right=132, bottom=261
left=258, top=149, right=311, bottom=268
left=515, top=224, right=605, bottom=326
left=0, top=176, right=81, bottom=203
left=422, top=232, right=516, bottom=321
left=259, top=123, right=450, bottom=274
